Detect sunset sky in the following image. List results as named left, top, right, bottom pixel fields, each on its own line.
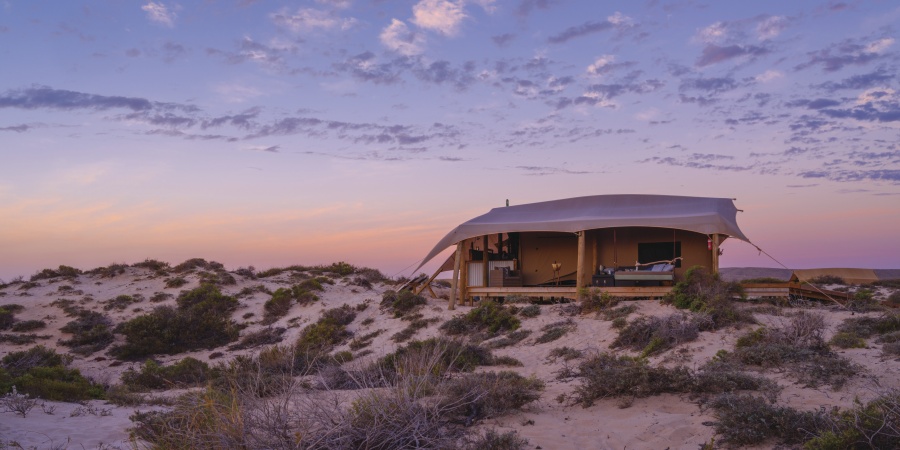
left=1, top=0, right=899, bottom=281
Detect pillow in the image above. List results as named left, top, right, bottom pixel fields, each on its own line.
left=651, top=264, right=664, bottom=272
left=661, top=264, right=674, bottom=271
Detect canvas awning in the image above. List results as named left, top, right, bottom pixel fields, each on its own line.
left=790, top=268, right=878, bottom=285
left=417, top=194, right=748, bottom=272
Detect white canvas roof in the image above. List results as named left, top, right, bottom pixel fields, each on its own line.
left=417, top=194, right=748, bottom=271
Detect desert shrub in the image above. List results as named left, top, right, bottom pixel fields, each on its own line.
left=112, top=284, right=240, bottom=359
left=873, top=278, right=900, bottom=289
left=229, top=327, right=286, bottom=350
left=165, top=276, right=188, bottom=288
left=132, top=259, right=170, bottom=272
left=808, top=275, right=846, bottom=285
left=440, top=300, right=520, bottom=335
left=199, top=270, right=237, bottom=286
left=730, top=312, right=859, bottom=388
left=103, top=294, right=142, bottom=311
left=440, top=371, right=544, bottom=425
left=88, top=263, right=128, bottom=278
left=10, top=320, right=45, bottom=332
left=804, top=389, right=900, bottom=449
left=886, top=291, right=900, bottom=305
left=381, top=289, right=427, bottom=317
left=708, top=394, right=826, bottom=446
left=837, top=312, right=900, bottom=338
left=295, top=309, right=356, bottom=355
left=535, top=319, right=576, bottom=344
left=233, top=266, right=256, bottom=279
left=316, top=261, right=356, bottom=277
left=548, top=346, right=583, bottom=361
left=693, top=358, right=779, bottom=398
left=485, top=329, right=532, bottom=349
left=612, top=313, right=710, bottom=356
left=845, top=288, right=882, bottom=312
left=121, top=357, right=211, bottom=391
left=518, top=304, right=541, bottom=318
left=829, top=331, right=867, bottom=349
left=665, top=266, right=751, bottom=329
left=59, top=310, right=114, bottom=355
left=237, top=284, right=271, bottom=298
left=349, top=330, right=383, bottom=351
left=31, top=265, right=82, bottom=281
left=883, top=342, right=900, bottom=356
left=150, top=291, right=173, bottom=302
left=377, top=338, right=494, bottom=382
left=262, top=290, right=293, bottom=324
left=0, top=307, right=15, bottom=330
left=392, top=317, right=439, bottom=343
left=581, top=289, right=619, bottom=314
left=571, top=353, right=694, bottom=407
left=464, top=430, right=529, bottom=450
left=0, top=346, right=103, bottom=401
left=173, top=258, right=223, bottom=273
left=0, top=333, right=45, bottom=344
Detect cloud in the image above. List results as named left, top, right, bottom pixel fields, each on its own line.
left=695, top=22, right=728, bottom=44
left=755, top=70, right=784, bottom=83
left=315, top=0, right=352, bottom=9
left=796, top=37, right=893, bottom=72
left=492, top=33, right=515, bottom=47
left=141, top=2, right=176, bottom=27
left=0, top=86, right=155, bottom=111
left=514, top=165, right=592, bottom=176
left=696, top=44, right=768, bottom=67
left=586, top=55, right=615, bottom=76
left=515, top=0, right=558, bottom=17
left=756, top=15, right=787, bottom=40
left=0, top=124, right=33, bottom=132
left=639, top=155, right=753, bottom=172
left=380, top=19, right=426, bottom=56
left=411, top=0, right=466, bottom=36
left=818, top=87, right=900, bottom=122
left=270, top=7, right=357, bottom=33
left=547, top=12, right=633, bottom=44
left=245, top=145, right=280, bottom=153
left=815, top=69, right=893, bottom=90
left=334, top=51, right=409, bottom=84
left=799, top=169, right=900, bottom=183
left=213, top=84, right=263, bottom=103
left=206, top=37, right=296, bottom=69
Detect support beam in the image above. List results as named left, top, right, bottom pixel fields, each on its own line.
left=482, top=235, right=489, bottom=287
left=460, top=256, right=469, bottom=306
left=711, top=233, right=721, bottom=275
left=448, top=242, right=463, bottom=310
left=576, top=231, right=586, bottom=297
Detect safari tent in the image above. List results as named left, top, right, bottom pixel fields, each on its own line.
left=415, top=194, right=749, bottom=307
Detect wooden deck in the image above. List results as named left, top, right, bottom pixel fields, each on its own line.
left=740, top=282, right=851, bottom=302
left=465, top=285, right=672, bottom=300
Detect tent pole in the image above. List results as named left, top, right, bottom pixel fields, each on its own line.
left=576, top=231, right=586, bottom=298
left=448, top=242, right=463, bottom=310
left=712, top=234, right=721, bottom=275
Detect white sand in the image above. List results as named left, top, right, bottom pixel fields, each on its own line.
left=2, top=265, right=899, bottom=449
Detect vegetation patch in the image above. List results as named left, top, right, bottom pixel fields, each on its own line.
left=173, top=258, right=224, bottom=273
left=580, top=289, right=620, bottom=314
left=707, top=393, right=826, bottom=446
left=518, top=304, right=541, bottom=318
left=380, top=289, right=427, bottom=318
left=112, top=284, right=240, bottom=359
left=440, top=371, right=544, bottom=425
left=103, top=294, right=143, bottom=311
left=10, top=320, right=46, bottom=332
left=486, top=329, right=532, bottom=349
left=664, top=266, right=753, bottom=329
left=228, top=327, right=286, bottom=351
left=829, top=331, right=867, bottom=349
left=30, top=265, right=82, bottom=281
left=0, top=346, right=104, bottom=401
left=60, top=310, right=115, bottom=355
left=440, top=300, right=521, bottom=336
left=613, top=313, right=711, bottom=357
left=295, top=306, right=357, bottom=355
left=87, top=263, right=128, bottom=278
left=535, top=319, right=576, bottom=344
left=121, top=357, right=211, bottom=391
left=165, top=277, right=188, bottom=288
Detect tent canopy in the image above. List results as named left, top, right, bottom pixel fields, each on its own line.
left=790, top=268, right=878, bottom=285
left=417, top=194, right=748, bottom=272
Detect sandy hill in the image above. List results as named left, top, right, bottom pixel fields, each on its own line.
left=1, top=260, right=899, bottom=449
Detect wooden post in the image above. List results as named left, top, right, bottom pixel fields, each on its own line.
left=591, top=232, right=598, bottom=275
left=448, top=242, right=463, bottom=310
left=576, top=231, right=586, bottom=298
left=460, top=257, right=469, bottom=306
left=482, top=235, right=489, bottom=287
left=711, top=234, right=721, bottom=275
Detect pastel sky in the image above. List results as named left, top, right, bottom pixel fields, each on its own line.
left=1, top=0, right=899, bottom=281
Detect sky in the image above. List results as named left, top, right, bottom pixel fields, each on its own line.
left=1, top=0, right=899, bottom=281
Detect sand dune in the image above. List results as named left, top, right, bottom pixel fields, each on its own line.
left=1, top=261, right=898, bottom=449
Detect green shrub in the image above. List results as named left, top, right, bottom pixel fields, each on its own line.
left=581, top=290, right=619, bottom=314
left=0, top=307, right=15, bottom=330
left=571, top=353, right=695, bottom=407
left=664, top=266, right=751, bottom=329
left=613, top=313, right=710, bottom=356
left=380, top=290, right=427, bottom=317
left=836, top=312, right=900, bottom=338
left=0, top=346, right=103, bottom=401
left=228, top=327, right=285, bottom=350
left=165, top=277, right=188, bottom=288
left=740, top=277, right=786, bottom=284
left=88, top=263, right=127, bottom=278
left=11, top=320, right=46, bottom=332
left=132, top=259, right=170, bottom=272
left=808, top=275, right=846, bottom=285
left=887, top=291, right=900, bottom=305
left=518, top=304, right=541, bottom=318
left=199, top=270, right=237, bottom=286
left=59, top=310, right=114, bottom=355
left=440, top=300, right=520, bottom=335
left=103, top=294, right=142, bottom=311
left=535, top=319, right=576, bottom=344
left=173, top=258, right=223, bottom=273
left=376, top=338, right=494, bottom=382
left=440, top=371, right=544, bottom=424
left=295, top=308, right=358, bottom=355
left=349, top=330, right=383, bottom=350
left=262, top=289, right=294, bottom=324
left=121, top=357, right=211, bottom=391
left=548, top=346, right=583, bottom=361
left=465, top=430, right=529, bottom=450
left=708, top=394, right=826, bottom=446
left=30, top=265, right=82, bottom=281
left=486, top=329, right=532, bottom=349
left=829, top=332, right=867, bottom=349
left=113, top=284, right=239, bottom=359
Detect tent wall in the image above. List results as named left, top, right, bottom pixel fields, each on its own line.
left=592, top=227, right=712, bottom=279
left=520, top=232, right=579, bottom=286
